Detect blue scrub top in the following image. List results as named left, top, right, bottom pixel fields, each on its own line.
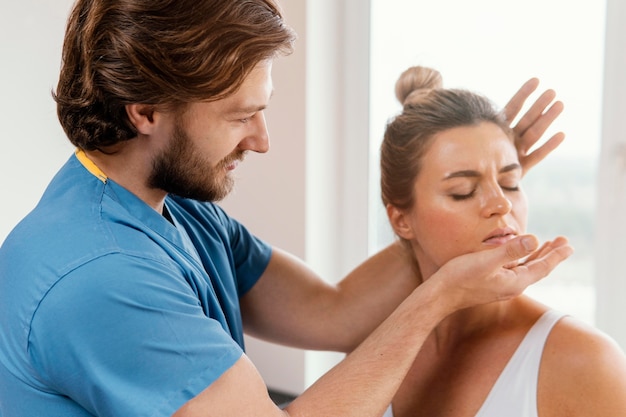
left=0, top=152, right=272, bottom=416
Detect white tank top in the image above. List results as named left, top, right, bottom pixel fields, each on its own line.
left=382, top=310, right=565, bottom=417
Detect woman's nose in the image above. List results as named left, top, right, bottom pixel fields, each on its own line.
left=481, top=187, right=513, bottom=217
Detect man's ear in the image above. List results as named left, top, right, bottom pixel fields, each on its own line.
left=125, top=104, right=157, bottom=135
left=386, top=204, right=415, bottom=240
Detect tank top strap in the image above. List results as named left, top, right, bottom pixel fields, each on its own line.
left=474, top=310, right=567, bottom=417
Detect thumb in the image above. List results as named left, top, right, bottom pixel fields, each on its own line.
left=501, top=235, right=539, bottom=265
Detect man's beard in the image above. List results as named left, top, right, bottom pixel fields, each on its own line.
left=148, top=120, right=243, bottom=202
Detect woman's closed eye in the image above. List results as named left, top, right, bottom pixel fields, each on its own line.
left=501, top=184, right=520, bottom=192
left=450, top=189, right=476, bottom=201
left=500, top=178, right=521, bottom=192
left=450, top=183, right=520, bottom=201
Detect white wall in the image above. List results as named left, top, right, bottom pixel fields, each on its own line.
left=595, top=0, right=626, bottom=349
left=0, top=0, right=76, bottom=242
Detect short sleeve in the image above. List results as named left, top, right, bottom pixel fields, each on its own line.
left=28, top=254, right=243, bottom=417
left=210, top=204, right=272, bottom=295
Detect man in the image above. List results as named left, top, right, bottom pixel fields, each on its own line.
left=0, top=1, right=572, bottom=416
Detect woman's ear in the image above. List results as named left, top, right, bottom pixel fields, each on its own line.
left=125, top=104, right=157, bottom=135
left=386, top=204, right=415, bottom=240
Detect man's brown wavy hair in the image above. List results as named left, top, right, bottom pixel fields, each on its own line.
left=53, top=0, right=296, bottom=150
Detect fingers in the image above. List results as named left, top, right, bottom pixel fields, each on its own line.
left=511, top=237, right=573, bottom=289
left=505, top=78, right=565, bottom=175
left=502, top=235, right=539, bottom=260
left=518, top=240, right=550, bottom=264
left=503, top=78, right=539, bottom=123
left=515, top=97, right=564, bottom=161
left=436, top=235, right=573, bottom=313
left=440, top=235, right=540, bottom=308
left=512, top=89, right=560, bottom=142
left=520, top=131, right=566, bottom=175
left=517, top=235, right=569, bottom=265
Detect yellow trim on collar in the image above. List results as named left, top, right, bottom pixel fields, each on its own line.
left=75, top=149, right=108, bottom=183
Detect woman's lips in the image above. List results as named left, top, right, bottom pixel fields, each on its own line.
left=483, top=228, right=516, bottom=245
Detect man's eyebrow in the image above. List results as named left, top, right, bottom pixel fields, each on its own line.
left=444, top=163, right=522, bottom=180
left=229, top=105, right=266, bottom=114
left=228, top=90, right=275, bottom=114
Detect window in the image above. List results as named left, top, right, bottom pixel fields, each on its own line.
left=368, top=0, right=607, bottom=325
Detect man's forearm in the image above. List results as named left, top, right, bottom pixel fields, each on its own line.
left=284, top=277, right=447, bottom=417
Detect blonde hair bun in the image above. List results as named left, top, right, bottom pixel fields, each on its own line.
left=395, top=66, right=443, bottom=106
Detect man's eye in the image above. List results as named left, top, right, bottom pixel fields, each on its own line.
left=238, top=113, right=257, bottom=124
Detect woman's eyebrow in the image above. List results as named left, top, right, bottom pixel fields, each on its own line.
left=444, top=170, right=480, bottom=180
left=443, top=163, right=522, bottom=180
left=500, top=163, right=522, bottom=173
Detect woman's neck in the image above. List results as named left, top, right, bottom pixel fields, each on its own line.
left=416, top=257, right=520, bottom=353
left=428, top=301, right=511, bottom=354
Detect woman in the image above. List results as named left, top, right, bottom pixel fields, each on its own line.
left=380, top=66, right=626, bottom=417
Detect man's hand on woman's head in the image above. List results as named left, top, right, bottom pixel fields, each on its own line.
left=504, top=78, right=566, bottom=175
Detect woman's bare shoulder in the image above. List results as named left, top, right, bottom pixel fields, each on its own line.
left=539, top=315, right=626, bottom=416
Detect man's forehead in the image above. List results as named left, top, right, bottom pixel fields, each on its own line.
left=223, top=88, right=275, bottom=113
